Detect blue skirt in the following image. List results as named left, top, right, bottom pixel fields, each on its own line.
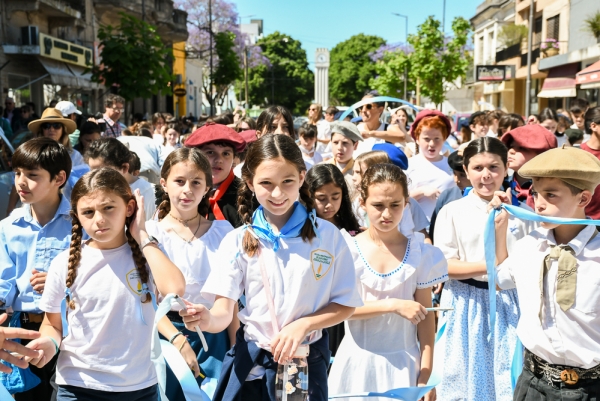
left=164, top=320, right=230, bottom=401
left=436, top=279, right=520, bottom=401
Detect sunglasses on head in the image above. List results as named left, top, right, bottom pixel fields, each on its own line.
left=41, top=123, right=62, bottom=130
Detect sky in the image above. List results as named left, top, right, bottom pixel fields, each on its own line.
left=233, top=0, right=483, bottom=70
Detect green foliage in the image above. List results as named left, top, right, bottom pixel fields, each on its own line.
left=498, top=24, right=528, bottom=48
left=369, top=50, right=414, bottom=99
left=90, top=13, right=172, bottom=101
left=212, top=31, right=243, bottom=106
left=584, top=11, right=600, bottom=39
left=329, top=34, right=386, bottom=105
left=408, top=16, right=472, bottom=106
left=242, top=32, right=314, bottom=115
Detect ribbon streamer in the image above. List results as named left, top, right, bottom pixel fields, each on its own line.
left=328, top=320, right=447, bottom=400
left=338, top=97, right=419, bottom=121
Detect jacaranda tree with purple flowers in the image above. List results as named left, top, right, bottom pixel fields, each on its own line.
left=369, top=43, right=414, bottom=100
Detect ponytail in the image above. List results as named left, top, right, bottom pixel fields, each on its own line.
left=65, top=212, right=83, bottom=309
left=238, top=180, right=260, bottom=257
left=126, top=215, right=150, bottom=303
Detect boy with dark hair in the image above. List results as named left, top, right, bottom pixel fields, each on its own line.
left=0, top=137, right=72, bottom=399
left=492, top=146, right=600, bottom=401
left=580, top=106, right=600, bottom=219
left=298, top=123, right=323, bottom=170
left=569, top=98, right=589, bottom=135
left=185, top=123, right=246, bottom=228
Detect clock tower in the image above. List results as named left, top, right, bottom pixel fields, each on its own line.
left=314, top=48, right=330, bottom=108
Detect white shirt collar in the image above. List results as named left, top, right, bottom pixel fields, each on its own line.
left=545, top=225, right=597, bottom=256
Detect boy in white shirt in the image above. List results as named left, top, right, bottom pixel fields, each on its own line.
left=297, top=123, right=323, bottom=170
left=492, top=146, right=600, bottom=400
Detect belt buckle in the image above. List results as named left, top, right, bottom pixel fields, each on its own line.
left=560, top=369, right=579, bottom=385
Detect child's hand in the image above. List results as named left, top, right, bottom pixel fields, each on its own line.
left=488, top=189, right=511, bottom=230
left=30, top=269, right=47, bottom=294
left=24, top=337, right=57, bottom=368
left=0, top=314, right=42, bottom=372
left=422, top=186, right=441, bottom=200
left=129, top=189, right=147, bottom=244
left=270, top=320, right=309, bottom=364
left=390, top=299, right=427, bottom=325
left=179, top=302, right=211, bottom=332
left=177, top=338, right=201, bottom=377
left=420, top=387, right=436, bottom=401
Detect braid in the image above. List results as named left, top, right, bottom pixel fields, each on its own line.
left=156, top=190, right=170, bottom=221
left=125, top=221, right=150, bottom=303
left=237, top=180, right=259, bottom=256
left=299, top=181, right=317, bottom=242
left=65, top=213, right=83, bottom=309
left=197, top=192, right=211, bottom=218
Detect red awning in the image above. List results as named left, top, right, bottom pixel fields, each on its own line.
left=576, top=60, right=600, bottom=85
left=538, top=63, right=579, bottom=98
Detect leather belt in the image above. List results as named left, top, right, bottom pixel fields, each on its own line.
left=20, top=312, right=44, bottom=324
left=525, top=349, right=600, bottom=386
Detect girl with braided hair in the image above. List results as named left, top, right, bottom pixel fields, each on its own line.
left=24, top=167, right=185, bottom=400
left=147, top=148, right=238, bottom=400
left=179, top=133, right=362, bottom=401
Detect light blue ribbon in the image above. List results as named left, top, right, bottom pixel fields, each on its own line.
left=329, top=320, right=447, bottom=400
left=153, top=294, right=211, bottom=401
left=59, top=288, right=72, bottom=338
left=338, top=96, right=419, bottom=121
left=249, top=202, right=320, bottom=252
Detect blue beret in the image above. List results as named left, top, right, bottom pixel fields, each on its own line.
left=372, top=143, right=408, bottom=170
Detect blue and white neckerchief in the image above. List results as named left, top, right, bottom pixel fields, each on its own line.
left=463, top=183, right=520, bottom=206
left=249, top=201, right=320, bottom=251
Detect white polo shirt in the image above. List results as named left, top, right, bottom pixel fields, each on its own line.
left=497, top=225, right=600, bottom=368
left=201, top=219, right=363, bottom=350
left=40, top=242, right=157, bottom=391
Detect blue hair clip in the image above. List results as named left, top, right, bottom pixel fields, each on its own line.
left=60, top=288, right=72, bottom=337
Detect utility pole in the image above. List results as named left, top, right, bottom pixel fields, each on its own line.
left=442, top=0, right=446, bottom=33
left=244, top=49, right=249, bottom=107
left=525, top=0, right=534, bottom=117
left=209, top=0, right=213, bottom=116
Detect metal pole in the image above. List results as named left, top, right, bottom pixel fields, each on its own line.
left=271, top=66, right=274, bottom=105
left=244, top=49, right=249, bottom=107
left=209, top=0, right=213, bottom=116
left=404, top=17, right=408, bottom=101
left=442, top=0, right=446, bottom=33
left=525, top=0, right=534, bottom=117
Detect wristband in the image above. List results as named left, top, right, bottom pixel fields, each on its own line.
left=178, top=337, right=187, bottom=352
left=169, top=331, right=183, bottom=344
left=47, top=337, right=59, bottom=356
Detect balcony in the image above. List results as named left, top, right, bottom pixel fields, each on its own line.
left=496, top=43, right=521, bottom=63
left=520, top=46, right=540, bottom=67
left=5, top=0, right=81, bottom=20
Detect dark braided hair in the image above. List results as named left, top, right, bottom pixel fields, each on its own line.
left=156, top=147, right=213, bottom=221
left=67, top=167, right=150, bottom=309
left=238, top=133, right=317, bottom=256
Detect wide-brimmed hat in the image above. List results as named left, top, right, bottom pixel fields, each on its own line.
left=28, top=107, right=77, bottom=135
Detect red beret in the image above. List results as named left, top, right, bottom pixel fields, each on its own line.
left=410, top=109, right=453, bottom=140
left=185, top=122, right=246, bottom=153
left=239, top=129, right=258, bottom=145
left=500, top=124, right=557, bottom=153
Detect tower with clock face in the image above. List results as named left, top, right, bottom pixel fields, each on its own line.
left=314, top=48, right=330, bottom=108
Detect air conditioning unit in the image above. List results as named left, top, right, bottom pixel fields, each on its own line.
left=21, top=26, right=39, bottom=46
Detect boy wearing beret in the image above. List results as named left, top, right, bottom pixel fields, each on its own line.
left=185, top=123, right=246, bottom=228
left=492, top=146, right=600, bottom=400
left=501, top=124, right=557, bottom=208
left=325, top=121, right=363, bottom=196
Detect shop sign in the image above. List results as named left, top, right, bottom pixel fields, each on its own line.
left=174, top=88, right=187, bottom=97
left=476, top=65, right=515, bottom=82
left=39, top=33, right=93, bottom=68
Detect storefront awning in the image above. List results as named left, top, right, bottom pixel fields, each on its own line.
left=38, top=57, right=99, bottom=90
left=576, top=60, right=600, bottom=85
left=537, top=63, right=579, bottom=98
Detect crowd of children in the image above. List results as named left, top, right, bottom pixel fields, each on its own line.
left=0, top=97, right=599, bottom=401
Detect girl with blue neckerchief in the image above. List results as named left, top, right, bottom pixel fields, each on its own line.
left=434, top=137, right=537, bottom=401
left=180, top=133, right=363, bottom=401
left=23, top=168, right=185, bottom=400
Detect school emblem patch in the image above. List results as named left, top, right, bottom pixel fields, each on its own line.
left=126, top=268, right=143, bottom=296
left=311, top=249, right=334, bottom=280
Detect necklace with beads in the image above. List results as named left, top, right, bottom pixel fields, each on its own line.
left=168, top=212, right=199, bottom=227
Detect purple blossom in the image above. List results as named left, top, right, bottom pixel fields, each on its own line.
left=370, top=42, right=413, bottom=62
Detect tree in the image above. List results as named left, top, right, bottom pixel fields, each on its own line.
left=242, top=32, right=314, bottom=115
left=176, top=0, right=266, bottom=113
left=408, top=16, right=472, bottom=106
left=90, top=13, right=172, bottom=101
left=369, top=43, right=415, bottom=99
left=212, top=31, right=242, bottom=106
left=329, top=34, right=386, bottom=106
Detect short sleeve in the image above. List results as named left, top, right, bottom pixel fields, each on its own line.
left=200, top=229, right=245, bottom=303
left=432, top=204, right=460, bottom=260
left=408, top=198, right=429, bottom=232
left=416, top=243, right=449, bottom=289
left=39, top=250, right=69, bottom=313
left=496, top=253, right=517, bottom=290
left=328, top=229, right=363, bottom=307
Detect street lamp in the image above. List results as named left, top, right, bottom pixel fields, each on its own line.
left=391, top=13, right=409, bottom=101
left=238, top=15, right=255, bottom=109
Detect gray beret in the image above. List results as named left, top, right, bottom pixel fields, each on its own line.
left=330, top=121, right=364, bottom=143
